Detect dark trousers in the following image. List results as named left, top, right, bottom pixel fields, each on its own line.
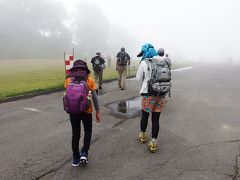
left=70, top=113, right=92, bottom=159
left=140, top=110, right=161, bottom=139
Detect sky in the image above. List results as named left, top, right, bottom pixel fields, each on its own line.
left=60, top=0, right=240, bottom=61
left=0, top=0, right=239, bottom=61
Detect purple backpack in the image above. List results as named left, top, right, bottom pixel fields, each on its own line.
left=63, top=78, right=89, bottom=114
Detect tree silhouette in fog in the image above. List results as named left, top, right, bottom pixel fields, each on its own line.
left=73, top=1, right=110, bottom=57
left=72, top=1, right=139, bottom=59
left=108, top=25, right=139, bottom=58
left=0, top=0, right=72, bottom=59
left=0, top=0, right=138, bottom=59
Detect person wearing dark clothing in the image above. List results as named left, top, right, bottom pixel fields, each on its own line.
left=107, top=55, right=112, bottom=67
left=64, top=60, right=101, bottom=166
left=91, top=52, right=105, bottom=91
left=69, top=113, right=92, bottom=160
left=116, top=47, right=130, bottom=90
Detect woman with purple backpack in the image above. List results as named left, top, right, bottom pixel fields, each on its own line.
left=64, top=59, right=101, bottom=166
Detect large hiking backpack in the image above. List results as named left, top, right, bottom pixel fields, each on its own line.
left=63, top=78, right=89, bottom=114
left=146, top=58, right=172, bottom=97
left=118, top=52, right=128, bottom=65
left=93, top=58, right=103, bottom=72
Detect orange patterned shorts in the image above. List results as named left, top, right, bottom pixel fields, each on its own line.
left=142, top=95, right=166, bottom=113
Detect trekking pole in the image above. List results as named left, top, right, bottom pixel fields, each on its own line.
left=63, top=51, right=67, bottom=79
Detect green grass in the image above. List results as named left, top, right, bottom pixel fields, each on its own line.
left=0, top=59, right=138, bottom=99
left=0, top=58, right=191, bottom=100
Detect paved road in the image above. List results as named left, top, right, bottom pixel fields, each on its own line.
left=0, top=62, right=240, bottom=180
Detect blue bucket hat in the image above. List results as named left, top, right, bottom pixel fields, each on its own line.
left=137, top=43, right=158, bottom=60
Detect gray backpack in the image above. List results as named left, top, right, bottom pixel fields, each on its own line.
left=146, top=58, right=171, bottom=97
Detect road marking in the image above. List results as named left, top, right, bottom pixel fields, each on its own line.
left=222, top=124, right=230, bottom=130
left=172, top=66, right=193, bottom=72
left=111, top=66, right=193, bottom=83
left=23, top=107, right=42, bottom=112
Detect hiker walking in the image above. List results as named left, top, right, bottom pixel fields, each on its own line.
left=91, top=52, right=105, bottom=93
left=136, top=44, right=171, bottom=153
left=64, top=59, right=101, bottom=166
left=107, top=55, right=112, bottom=67
left=163, top=53, right=172, bottom=69
left=116, top=47, right=130, bottom=90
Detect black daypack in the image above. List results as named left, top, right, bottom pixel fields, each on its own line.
left=146, top=58, right=172, bottom=97
left=93, top=58, right=103, bottom=72
left=118, top=52, right=128, bottom=65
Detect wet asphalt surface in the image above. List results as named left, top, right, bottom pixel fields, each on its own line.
left=0, top=62, right=240, bottom=180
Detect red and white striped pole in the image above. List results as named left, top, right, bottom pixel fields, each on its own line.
left=64, top=51, right=74, bottom=78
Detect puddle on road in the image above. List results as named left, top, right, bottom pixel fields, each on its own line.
left=106, top=97, right=141, bottom=118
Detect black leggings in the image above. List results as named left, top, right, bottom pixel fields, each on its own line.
left=70, top=113, right=92, bottom=159
left=140, top=110, right=161, bottom=139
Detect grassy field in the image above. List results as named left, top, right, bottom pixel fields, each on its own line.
left=0, top=58, right=191, bottom=100
left=0, top=59, right=138, bottom=99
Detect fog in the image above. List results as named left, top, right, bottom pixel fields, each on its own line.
left=0, top=0, right=239, bottom=62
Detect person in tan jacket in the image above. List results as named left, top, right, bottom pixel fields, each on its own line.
left=116, top=47, right=130, bottom=90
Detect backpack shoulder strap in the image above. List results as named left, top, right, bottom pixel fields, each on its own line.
left=80, top=80, right=89, bottom=93
left=164, top=59, right=171, bottom=70
left=121, top=51, right=128, bottom=58
left=144, top=58, right=153, bottom=72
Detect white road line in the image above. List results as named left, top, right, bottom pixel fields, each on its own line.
left=172, top=66, right=193, bottom=72
left=130, top=66, right=193, bottom=80
left=23, top=107, right=42, bottom=112
left=111, top=66, right=193, bottom=83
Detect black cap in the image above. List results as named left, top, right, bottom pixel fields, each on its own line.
left=137, top=51, right=144, bottom=57
left=157, top=48, right=165, bottom=57
left=121, top=47, right=125, bottom=52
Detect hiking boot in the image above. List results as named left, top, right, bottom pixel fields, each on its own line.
left=138, top=132, right=147, bottom=143
left=80, top=152, right=88, bottom=164
left=121, top=87, right=125, bottom=90
left=72, top=158, right=80, bottom=167
left=148, top=138, right=157, bottom=153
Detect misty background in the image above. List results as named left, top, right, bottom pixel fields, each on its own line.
left=0, top=0, right=239, bottom=62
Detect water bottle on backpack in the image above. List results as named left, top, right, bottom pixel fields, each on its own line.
left=86, top=90, right=92, bottom=110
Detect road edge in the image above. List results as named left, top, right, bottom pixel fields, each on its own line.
left=0, top=76, right=136, bottom=104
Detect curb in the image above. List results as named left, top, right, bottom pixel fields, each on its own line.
left=0, top=88, right=64, bottom=104
left=0, top=76, right=136, bottom=104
